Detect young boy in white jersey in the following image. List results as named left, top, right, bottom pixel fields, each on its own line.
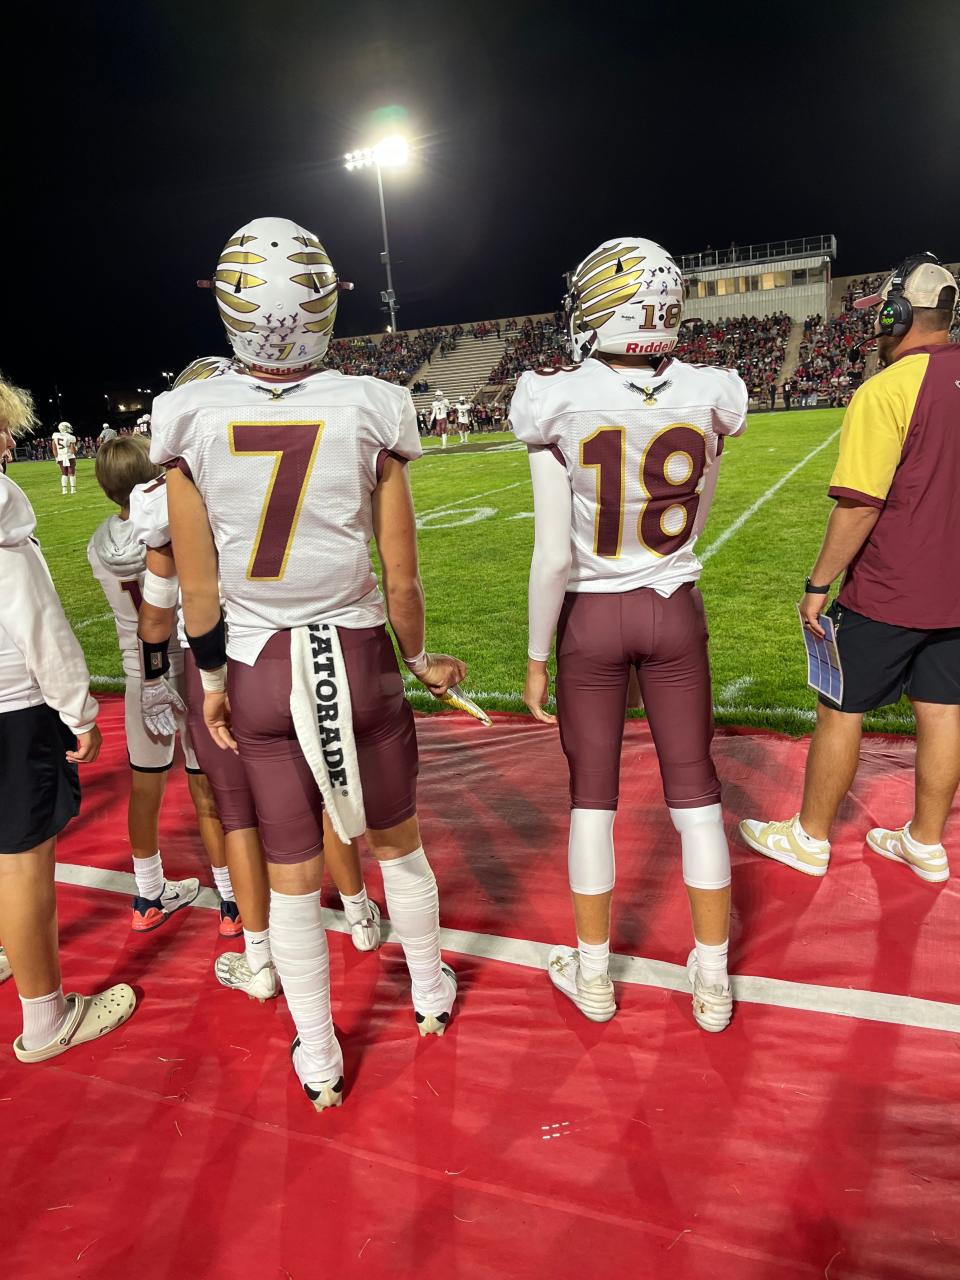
left=50, top=422, right=77, bottom=494
left=454, top=395, right=472, bottom=444
left=87, top=435, right=240, bottom=934
left=513, top=238, right=748, bottom=1033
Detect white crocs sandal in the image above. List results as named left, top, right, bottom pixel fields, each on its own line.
left=13, top=984, right=136, bottom=1063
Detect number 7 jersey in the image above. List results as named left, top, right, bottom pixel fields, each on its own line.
left=509, top=357, right=747, bottom=595
left=149, top=365, right=422, bottom=665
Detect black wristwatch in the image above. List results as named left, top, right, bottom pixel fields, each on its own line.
left=805, top=577, right=832, bottom=595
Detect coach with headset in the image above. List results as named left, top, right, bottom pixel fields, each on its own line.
left=741, top=252, right=960, bottom=883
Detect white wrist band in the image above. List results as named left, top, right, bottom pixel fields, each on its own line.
left=402, top=649, right=430, bottom=677
left=199, top=664, right=228, bottom=693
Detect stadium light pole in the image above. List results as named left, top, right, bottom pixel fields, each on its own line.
left=344, top=134, right=409, bottom=332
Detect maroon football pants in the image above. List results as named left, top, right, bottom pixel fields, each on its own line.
left=228, top=626, right=418, bottom=865
left=556, top=583, right=721, bottom=812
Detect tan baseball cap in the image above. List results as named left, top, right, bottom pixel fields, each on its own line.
left=855, top=259, right=958, bottom=310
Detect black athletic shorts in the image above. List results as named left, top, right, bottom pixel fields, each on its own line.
left=0, top=705, right=81, bottom=853
left=820, top=602, right=960, bottom=714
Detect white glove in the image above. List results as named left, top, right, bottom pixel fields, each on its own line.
left=141, top=678, right=186, bottom=737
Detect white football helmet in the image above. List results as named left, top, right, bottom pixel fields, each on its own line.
left=565, top=238, right=684, bottom=362
left=172, top=356, right=232, bottom=389
left=214, top=217, right=339, bottom=374
left=57, top=421, right=74, bottom=436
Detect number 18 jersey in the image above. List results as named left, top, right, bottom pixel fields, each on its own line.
left=149, top=366, right=422, bottom=665
left=509, top=357, right=747, bottom=596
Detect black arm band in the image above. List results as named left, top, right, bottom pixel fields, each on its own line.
left=140, top=637, right=170, bottom=680
left=186, top=612, right=228, bottom=671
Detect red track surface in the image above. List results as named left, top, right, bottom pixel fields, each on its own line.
left=2, top=698, right=958, bottom=1279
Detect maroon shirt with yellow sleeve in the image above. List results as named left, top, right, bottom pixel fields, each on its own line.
left=829, top=343, right=960, bottom=629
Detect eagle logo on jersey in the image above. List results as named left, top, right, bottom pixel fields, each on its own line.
left=625, top=378, right=673, bottom=405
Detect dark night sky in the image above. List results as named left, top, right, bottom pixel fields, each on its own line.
left=7, top=0, right=960, bottom=424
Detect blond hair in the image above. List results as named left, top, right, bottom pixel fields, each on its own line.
left=0, top=374, right=38, bottom=438
left=94, top=435, right=161, bottom=508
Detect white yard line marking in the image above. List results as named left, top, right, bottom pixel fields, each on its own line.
left=54, top=861, right=958, bottom=1033
left=718, top=675, right=754, bottom=704
left=76, top=612, right=112, bottom=631
left=417, top=480, right=523, bottom=518
left=700, top=429, right=840, bottom=562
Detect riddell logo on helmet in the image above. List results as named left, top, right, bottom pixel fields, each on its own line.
left=625, top=339, right=673, bottom=354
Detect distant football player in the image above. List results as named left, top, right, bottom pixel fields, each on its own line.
left=429, top=391, right=451, bottom=448
left=514, top=237, right=747, bottom=1033
left=88, top=435, right=228, bottom=933
left=152, top=219, right=466, bottom=1110
left=454, top=394, right=472, bottom=444
left=50, top=421, right=77, bottom=494
left=98, top=422, right=118, bottom=447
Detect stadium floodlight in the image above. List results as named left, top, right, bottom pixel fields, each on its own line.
left=344, top=133, right=409, bottom=331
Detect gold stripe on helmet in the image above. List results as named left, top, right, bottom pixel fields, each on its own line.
left=575, top=308, right=614, bottom=331
left=173, top=358, right=224, bottom=388
left=218, top=307, right=256, bottom=333
left=214, top=268, right=267, bottom=290
left=579, top=283, right=645, bottom=323
left=577, top=260, right=646, bottom=306
left=224, top=234, right=258, bottom=248
left=576, top=243, right=630, bottom=280
left=303, top=311, right=337, bottom=334
left=215, top=286, right=261, bottom=315
left=299, top=295, right=337, bottom=314
left=218, top=251, right=268, bottom=265
left=289, top=273, right=336, bottom=293
left=288, top=251, right=333, bottom=267
left=293, top=234, right=323, bottom=250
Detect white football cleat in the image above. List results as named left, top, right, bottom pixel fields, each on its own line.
left=290, top=1036, right=343, bottom=1112
left=546, top=945, right=616, bottom=1023
left=215, top=951, right=281, bottom=1003
left=415, top=964, right=458, bottom=1037
left=350, top=900, right=382, bottom=952
left=866, top=826, right=949, bottom=883
left=686, top=949, right=733, bottom=1033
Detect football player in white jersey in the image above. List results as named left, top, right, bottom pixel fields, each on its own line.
left=129, top=384, right=385, bottom=1006
left=50, top=422, right=77, bottom=494
left=513, top=237, right=748, bottom=1033
left=428, top=392, right=450, bottom=448
left=454, top=395, right=472, bottom=444
left=88, top=435, right=232, bottom=932
left=151, top=218, right=466, bottom=1111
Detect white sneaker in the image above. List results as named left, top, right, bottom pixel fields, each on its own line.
left=349, top=900, right=381, bottom=953
left=160, top=877, right=201, bottom=914
left=547, top=945, right=616, bottom=1023
left=866, top=826, right=949, bottom=883
left=0, top=946, right=12, bottom=984
left=739, top=816, right=831, bottom=877
left=414, top=964, right=458, bottom=1037
left=215, top=952, right=281, bottom=1002
left=686, top=949, right=733, bottom=1033
left=290, top=1036, right=344, bottom=1112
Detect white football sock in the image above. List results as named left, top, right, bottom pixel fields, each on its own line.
left=441, top=435, right=447, bottom=448
left=133, top=851, right=164, bottom=901
left=339, top=886, right=371, bottom=927
left=379, top=847, right=446, bottom=1013
left=69, top=477, right=76, bottom=493
left=60, top=476, right=67, bottom=493
left=269, top=889, right=339, bottom=1078
left=903, top=822, right=944, bottom=853
left=21, top=987, right=69, bottom=1050
left=694, top=937, right=729, bottom=989
left=211, top=864, right=235, bottom=902
left=577, top=937, right=610, bottom=982
left=243, top=927, right=271, bottom=974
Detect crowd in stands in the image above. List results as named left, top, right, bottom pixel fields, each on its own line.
left=487, top=314, right=567, bottom=384
left=674, top=314, right=791, bottom=398
left=791, top=307, right=872, bottom=406
left=326, top=326, right=450, bottom=384
left=839, top=274, right=885, bottom=312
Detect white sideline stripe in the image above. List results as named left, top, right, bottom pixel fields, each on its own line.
left=417, top=480, right=523, bottom=517
left=700, top=429, right=841, bottom=562
left=53, top=861, right=959, bottom=1033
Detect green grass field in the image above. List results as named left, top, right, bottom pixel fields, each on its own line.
left=7, top=411, right=915, bottom=735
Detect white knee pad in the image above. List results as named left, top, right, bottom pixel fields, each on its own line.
left=670, top=803, right=731, bottom=890
left=568, top=808, right=616, bottom=896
